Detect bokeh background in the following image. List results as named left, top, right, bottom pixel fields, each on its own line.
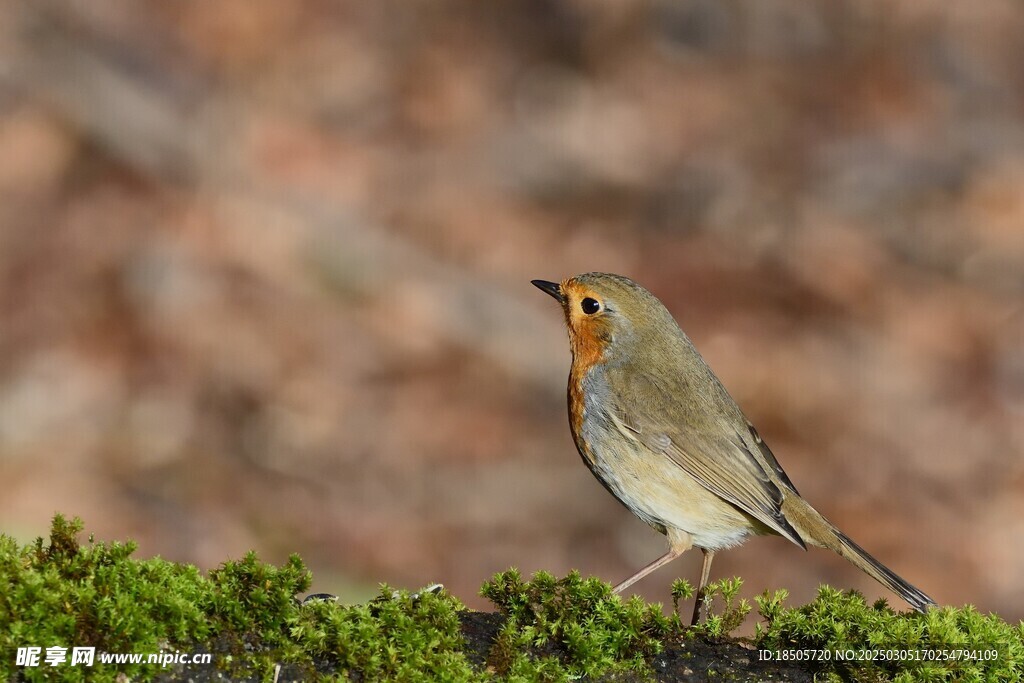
left=1, top=1, right=1022, bottom=620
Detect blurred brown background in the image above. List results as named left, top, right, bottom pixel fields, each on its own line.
left=0, top=1, right=1022, bottom=620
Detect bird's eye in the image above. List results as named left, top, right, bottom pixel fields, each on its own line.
left=580, top=298, right=601, bottom=315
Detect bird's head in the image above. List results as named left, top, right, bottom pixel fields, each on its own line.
left=532, top=272, right=676, bottom=367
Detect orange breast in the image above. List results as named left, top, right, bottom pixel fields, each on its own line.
left=567, top=334, right=609, bottom=467
left=559, top=279, right=614, bottom=468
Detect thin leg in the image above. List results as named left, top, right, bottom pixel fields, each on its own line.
left=690, top=549, right=715, bottom=626
left=612, top=547, right=685, bottom=594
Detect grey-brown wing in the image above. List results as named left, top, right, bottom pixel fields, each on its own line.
left=746, top=423, right=799, bottom=496
left=618, top=407, right=806, bottom=549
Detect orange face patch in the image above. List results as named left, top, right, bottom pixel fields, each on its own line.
left=559, top=278, right=614, bottom=370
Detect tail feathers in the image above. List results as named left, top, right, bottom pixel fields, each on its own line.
left=832, top=529, right=936, bottom=613
left=782, top=496, right=936, bottom=613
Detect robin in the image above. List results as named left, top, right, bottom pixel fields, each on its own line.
left=532, top=272, right=935, bottom=623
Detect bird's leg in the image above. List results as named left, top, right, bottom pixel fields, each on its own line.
left=613, top=529, right=694, bottom=595
left=690, top=549, right=715, bottom=626
left=612, top=547, right=686, bottom=593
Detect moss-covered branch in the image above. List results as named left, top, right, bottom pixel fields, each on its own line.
left=2, top=516, right=1021, bottom=682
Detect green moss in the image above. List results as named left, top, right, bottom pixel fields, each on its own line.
left=290, top=586, right=477, bottom=681
left=480, top=569, right=674, bottom=680
left=756, top=586, right=1024, bottom=682
left=3, top=516, right=1023, bottom=682
left=695, top=577, right=751, bottom=638
left=1, top=515, right=478, bottom=682
left=3, top=515, right=226, bottom=682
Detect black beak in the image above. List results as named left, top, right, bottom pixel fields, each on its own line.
left=531, top=279, right=565, bottom=303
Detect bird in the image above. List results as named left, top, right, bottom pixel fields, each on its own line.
left=532, top=272, right=935, bottom=623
